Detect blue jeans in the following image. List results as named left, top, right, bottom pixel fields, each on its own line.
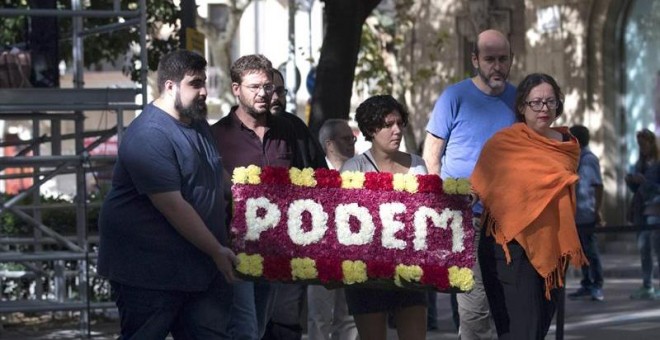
left=229, top=280, right=278, bottom=340
left=110, top=275, right=233, bottom=340
left=639, top=216, right=660, bottom=288
left=576, top=222, right=604, bottom=289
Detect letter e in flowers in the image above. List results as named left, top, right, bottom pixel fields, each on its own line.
left=380, top=203, right=407, bottom=249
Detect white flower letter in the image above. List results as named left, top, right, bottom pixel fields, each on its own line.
left=287, top=199, right=328, bottom=246
left=413, top=207, right=465, bottom=253
left=335, top=203, right=375, bottom=245
left=380, top=203, right=406, bottom=249
left=245, top=197, right=281, bottom=241
left=413, top=207, right=441, bottom=251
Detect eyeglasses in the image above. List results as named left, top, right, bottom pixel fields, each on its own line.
left=525, top=99, right=559, bottom=112
left=275, top=87, right=288, bottom=96
left=332, top=136, right=357, bottom=144
left=241, top=83, right=275, bottom=95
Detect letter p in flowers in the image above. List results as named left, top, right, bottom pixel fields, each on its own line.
left=245, top=197, right=281, bottom=241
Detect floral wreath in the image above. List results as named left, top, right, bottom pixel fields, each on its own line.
left=230, top=165, right=475, bottom=292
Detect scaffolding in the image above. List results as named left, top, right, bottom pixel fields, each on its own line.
left=0, top=0, right=147, bottom=336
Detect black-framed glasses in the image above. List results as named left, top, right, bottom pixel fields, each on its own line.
left=275, top=87, right=288, bottom=96
left=241, top=83, right=275, bottom=95
left=525, top=99, right=559, bottom=112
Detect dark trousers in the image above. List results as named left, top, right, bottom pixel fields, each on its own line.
left=479, top=230, right=557, bottom=340
left=110, top=275, right=233, bottom=340
left=576, top=222, right=604, bottom=289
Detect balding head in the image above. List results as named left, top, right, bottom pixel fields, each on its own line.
left=474, top=29, right=510, bottom=57
left=471, top=29, right=512, bottom=95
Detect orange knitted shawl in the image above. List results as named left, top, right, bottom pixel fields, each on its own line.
left=471, top=123, right=587, bottom=299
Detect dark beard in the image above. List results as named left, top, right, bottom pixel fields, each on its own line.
left=176, top=95, right=207, bottom=121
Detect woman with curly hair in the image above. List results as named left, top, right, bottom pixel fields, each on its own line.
left=341, top=94, right=428, bottom=340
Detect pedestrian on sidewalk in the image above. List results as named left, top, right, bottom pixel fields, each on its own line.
left=567, top=125, right=605, bottom=302
left=626, top=128, right=660, bottom=300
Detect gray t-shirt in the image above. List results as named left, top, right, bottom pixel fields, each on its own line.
left=340, top=149, right=427, bottom=175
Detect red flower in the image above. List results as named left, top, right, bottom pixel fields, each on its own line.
left=417, top=174, right=442, bottom=193
left=263, top=257, right=292, bottom=281
left=420, top=264, right=449, bottom=290
left=315, top=168, right=342, bottom=188
left=364, top=172, right=393, bottom=191
left=367, top=260, right=395, bottom=279
left=316, top=258, right=343, bottom=283
left=261, top=166, right=291, bottom=185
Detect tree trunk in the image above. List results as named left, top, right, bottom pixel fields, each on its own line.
left=308, top=0, right=382, bottom=137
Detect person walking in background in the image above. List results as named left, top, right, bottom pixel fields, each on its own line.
left=568, top=125, right=605, bottom=302
left=211, top=54, right=326, bottom=340
left=472, top=73, right=586, bottom=339
left=263, top=67, right=327, bottom=340
left=422, top=29, right=515, bottom=340
left=626, top=128, right=660, bottom=300
left=341, top=94, right=428, bottom=340
left=97, top=50, right=237, bottom=339
left=306, top=118, right=358, bottom=340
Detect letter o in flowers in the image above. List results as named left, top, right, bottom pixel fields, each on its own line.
left=245, top=197, right=281, bottom=241
left=335, top=203, right=375, bottom=245
left=287, top=199, right=329, bottom=245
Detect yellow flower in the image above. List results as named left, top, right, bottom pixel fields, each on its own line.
left=456, top=179, right=472, bottom=195
left=290, top=168, right=317, bottom=187
left=291, top=257, right=318, bottom=280
left=341, top=171, right=365, bottom=189
left=393, top=173, right=419, bottom=193
left=246, top=165, right=261, bottom=184
left=342, top=260, right=368, bottom=284
left=394, top=264, right=423, bottom=287
left=236, top=253, right=263, bottom=277
left=232, top=167, right=248, bottom=184
left=443, top=178, right=458, bottom=194
left=448, top=266, right=474, bottom=291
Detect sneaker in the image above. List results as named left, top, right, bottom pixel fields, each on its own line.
left=630, top=286, right=656, bottom=300
left=568, top=287, right=592, bottom=299
left=591, top=288, right=604, bottom=301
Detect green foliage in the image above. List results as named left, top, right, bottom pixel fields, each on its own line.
left=1, top=0, right=180, bottom=83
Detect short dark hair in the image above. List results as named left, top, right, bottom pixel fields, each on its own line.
left=355, top=95, right=408, bottom=141
left=514, top=73, right=564, bottom=122
left=569, top=125, right=590, bottom=147
left=230, top=54, right=273, bottom=83
left=157, top=50, right=207, bottom=94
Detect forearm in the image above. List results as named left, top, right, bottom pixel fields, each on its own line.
left=422, top=133, right=446, bottom=176
left=150, top=192, right=226, bottom=261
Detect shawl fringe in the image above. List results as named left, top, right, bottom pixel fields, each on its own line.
left=483, top=210, right=588, bottom=300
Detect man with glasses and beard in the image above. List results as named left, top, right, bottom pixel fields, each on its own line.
left=422, top=29, right=516, bottom=340
left=211, top=55, right=326, bottom=340
left=98, top=50, right=237, bottom=339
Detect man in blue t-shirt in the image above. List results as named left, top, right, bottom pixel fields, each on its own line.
left=422, top=29, right=516, bottom=339
left=568, top=125, right=605, bottom=301
left=98, top=50, right=237, bottom=339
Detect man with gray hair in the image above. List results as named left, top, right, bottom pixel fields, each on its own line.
left=317, top=119, right=356, bottom=170
left=306, top=118, right=358, bottom=340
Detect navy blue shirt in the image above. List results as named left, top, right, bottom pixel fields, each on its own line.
left=98, top=103, right=226, bottom=291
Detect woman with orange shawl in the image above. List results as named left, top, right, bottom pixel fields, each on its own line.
left=471, top=73, right=587, bottom=339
